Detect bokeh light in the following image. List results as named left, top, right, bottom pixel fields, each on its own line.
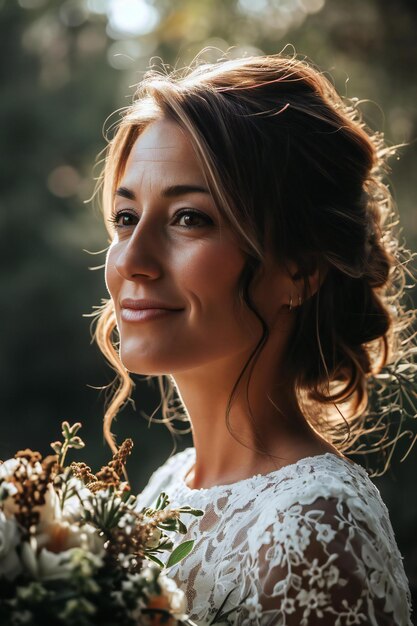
left=47, top=166, right=81, bottom=198
left=107, top=0, right=159, bottom=37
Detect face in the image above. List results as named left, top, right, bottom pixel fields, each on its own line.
left=105, top=118, right=294, bottom=376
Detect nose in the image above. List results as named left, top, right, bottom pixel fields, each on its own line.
left=112, top=222, right=163, bottom=281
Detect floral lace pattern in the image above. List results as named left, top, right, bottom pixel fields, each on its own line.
left=136, top=451, right=412, bottom=625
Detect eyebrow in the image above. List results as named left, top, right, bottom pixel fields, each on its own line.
left=114, top=184, right=210, bottom=200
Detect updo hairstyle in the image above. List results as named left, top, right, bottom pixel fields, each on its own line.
left=91, top=52, right=415, bottom=467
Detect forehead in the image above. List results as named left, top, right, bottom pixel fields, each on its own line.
left=122, top=119, right=204, bottom=181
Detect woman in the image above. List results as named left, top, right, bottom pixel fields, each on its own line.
left=93, top=53, right=415, bottom=624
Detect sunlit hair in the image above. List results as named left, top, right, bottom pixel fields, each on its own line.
left=89, top=51, right=416, bottom=474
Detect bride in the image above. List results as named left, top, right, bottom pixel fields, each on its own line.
left=92, top=52, right=414, bottom=624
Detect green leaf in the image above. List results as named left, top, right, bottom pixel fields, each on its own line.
left=166, top=540, right=194, bottom=568
left=178, top=506, right=204, bottom=517
left=70, top=436, right=85, bottom=449
left=154, top=492, right=169, bottom=510
left=69, top=422, right=82, bottom=435
left=146, top=553, right=165, bottom=568
left=160, top=541, right=174, bottom=551
left=50, top=441, right=62, bottom=454
left=178, top=519, right=188, bottom=534
left=158, top=520, right=177, bottom=531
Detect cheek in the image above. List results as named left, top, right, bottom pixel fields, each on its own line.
left=182, top=240, right=245, bottom=303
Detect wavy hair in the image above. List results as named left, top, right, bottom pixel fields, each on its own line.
left=88, top=51, right=417, bottom=475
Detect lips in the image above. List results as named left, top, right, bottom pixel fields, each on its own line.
left=120, top=307, right=183, bottom=323
left=121, top=298, right=183, bottom=311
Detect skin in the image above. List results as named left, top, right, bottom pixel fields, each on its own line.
left=105, top=118, right=340, bottom=490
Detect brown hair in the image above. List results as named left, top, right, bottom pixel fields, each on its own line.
left=89, top=52, right=416, bottom=473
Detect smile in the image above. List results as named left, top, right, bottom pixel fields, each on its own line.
left=120, top=308, right=184, bottom=322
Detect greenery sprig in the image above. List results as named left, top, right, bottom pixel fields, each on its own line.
left=51, top=421, right=85, bottom=468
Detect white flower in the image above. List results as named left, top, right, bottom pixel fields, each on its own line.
left=20, top=534, right=104, bottom=582
left=315, top=523, right=337, bottom=544
left=157, top=574, right=187, bottom=617
left=35, top=519, right=105, bottom=557
left=0, top=510, right=22, bottom=580
left=303, top=558, right=325, bottom=588
left=60, top=477, right=92, bottom=521
left=0, top=458, right=20, bottom=479
left=281, top=597, right=296, bottom=614
left=36, top=483, right=62, bottom=527
left=272, top=513, right=312, bottom=559
left=297, top=588, right=328, bottom=616
left=338, top=598, right=366, bottom=626
left=22, top=520, right=105, bottom=580
left=21, top=541, right=74, bottom=581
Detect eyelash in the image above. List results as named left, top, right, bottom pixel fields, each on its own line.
left=107, top=208, right=213, bottom=230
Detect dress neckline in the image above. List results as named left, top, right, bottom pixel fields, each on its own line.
left=178, top=447, right=353, bottom=494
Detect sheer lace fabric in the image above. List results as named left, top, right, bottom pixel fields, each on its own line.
left=136, top=450, right=412, bottom=625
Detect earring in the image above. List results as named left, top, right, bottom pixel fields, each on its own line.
left=289, top=293, right=302, bottom=310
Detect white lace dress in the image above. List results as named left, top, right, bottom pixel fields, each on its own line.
left=135, top=449, right=412, bottom=625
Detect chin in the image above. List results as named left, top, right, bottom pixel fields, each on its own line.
left=118, top=349, right=173, bottom=376
left=120, top=359, right=165, bottom=376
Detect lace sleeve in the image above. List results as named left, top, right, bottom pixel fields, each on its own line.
left=246, top=496, right=411, bottom=626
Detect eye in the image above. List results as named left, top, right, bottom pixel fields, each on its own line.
left=173, top=209, right=213, bottom=228
left=107, top=208, right=213, bottom=230
left=107, top=210, right=137, bottom=229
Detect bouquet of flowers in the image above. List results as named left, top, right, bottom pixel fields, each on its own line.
left=0, top=421, right=203, bottom=626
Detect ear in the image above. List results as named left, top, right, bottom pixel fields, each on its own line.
left=286, top=256, right=328, bottom=306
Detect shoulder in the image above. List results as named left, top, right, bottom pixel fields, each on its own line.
left=250, top=453, right=405, bottom=589
left=254, top=453, right=387, bottom=529
left=243, top=454, right=412, bottom=625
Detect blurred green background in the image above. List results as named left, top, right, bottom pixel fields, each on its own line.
left=1, top=0, right=416, bottom=619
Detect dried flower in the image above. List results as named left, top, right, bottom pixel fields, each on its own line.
left=70, top=461, right=98, bottom=486
left=5, top=453, right=58, bottom=537
left=70, top=439, right=133, bottom=495
left=109, top=438, right=134, bottom=477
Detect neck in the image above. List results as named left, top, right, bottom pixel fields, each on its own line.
left=172, top=342, right=330, bottom=490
